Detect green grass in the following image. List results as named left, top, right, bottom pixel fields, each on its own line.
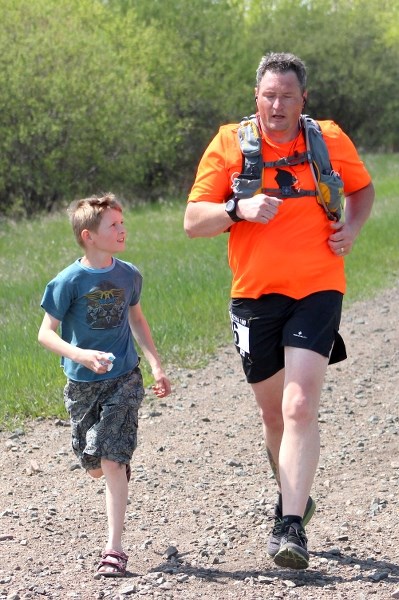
left=0, top=153, right=398, bottom=426
left=0, top=203, right=231, bottom=426
left=343, top=153, right=399, bottom=302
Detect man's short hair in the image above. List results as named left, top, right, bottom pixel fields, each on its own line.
left=256, top=52, right=307, bottom=93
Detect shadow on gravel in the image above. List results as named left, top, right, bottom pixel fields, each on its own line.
left=149, top=552, right=399, bottom=588
left=312, top=550, right=399, bottom=583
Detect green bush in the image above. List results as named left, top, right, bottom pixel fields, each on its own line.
left=0, top=0, right=162, bottom=215
left=0, top=0, right=398, bottom=217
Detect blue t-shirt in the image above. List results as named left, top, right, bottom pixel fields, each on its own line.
left=41, top=257, right=142, bottom=382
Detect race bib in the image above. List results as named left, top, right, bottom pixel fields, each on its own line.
left=229, top=311, right=250, bottom=356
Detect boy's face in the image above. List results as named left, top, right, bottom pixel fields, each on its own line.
left=85, top=208, right=126, bottom=254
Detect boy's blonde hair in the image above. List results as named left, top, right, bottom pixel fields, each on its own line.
left=67, top=193, right=123, bottom=248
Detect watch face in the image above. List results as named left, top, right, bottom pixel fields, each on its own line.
left=225, top=199, right=235, bottom=212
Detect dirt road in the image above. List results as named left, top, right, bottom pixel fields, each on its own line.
left=1, top=285, right=398, bottom=599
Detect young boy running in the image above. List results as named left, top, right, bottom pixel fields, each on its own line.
left=38, top=193, right=171, bottom=577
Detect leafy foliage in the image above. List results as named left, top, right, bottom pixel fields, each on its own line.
left=0, top=0, right=398, bottom=216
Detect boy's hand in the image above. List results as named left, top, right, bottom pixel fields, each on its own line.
left=152, top=374, right=172, bottom=398
left=75, top=349, right=114, bottom=373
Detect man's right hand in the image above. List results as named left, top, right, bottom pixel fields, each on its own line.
left=237, top=194, right=283, bottom=224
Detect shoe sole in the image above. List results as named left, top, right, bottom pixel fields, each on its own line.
left=273, top=545, right=309, bottom=570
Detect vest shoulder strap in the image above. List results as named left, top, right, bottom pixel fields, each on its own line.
left=233, top=113, right=343, bottom=221
left=301, top=114, right=344, bottom=220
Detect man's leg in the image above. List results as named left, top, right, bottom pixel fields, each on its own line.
left=279, top=347, right=327, bottom=518
left=272, top=347, right=328, bottom=569
left=251, top=368, right=285, bottom=487
left=251, top=369, right=288, bottom=559
left=251, top=348, right=326, bottom=565
left=254, top=346, right=327, bottom=514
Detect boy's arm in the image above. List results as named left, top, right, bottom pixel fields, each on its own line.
left=128, top=303, right=171, bottom=398
left=38, top=312, right=113, bottom=373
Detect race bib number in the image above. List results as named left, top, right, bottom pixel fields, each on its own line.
left=229, top=311, right=249, bottom=356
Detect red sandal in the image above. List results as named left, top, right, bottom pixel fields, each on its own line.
left=96, top=549, right=128, bottom=577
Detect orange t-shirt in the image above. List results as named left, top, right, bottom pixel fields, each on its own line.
left=188, top=119, right=372, bottom=299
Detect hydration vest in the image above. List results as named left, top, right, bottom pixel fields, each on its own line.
left=232, top=114, right=344, bottom=221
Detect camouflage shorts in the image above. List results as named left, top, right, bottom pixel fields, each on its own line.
left=63, top=367, right=144, bottom=471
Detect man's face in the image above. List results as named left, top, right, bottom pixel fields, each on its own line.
left=255, top=70, right=306, bottom=142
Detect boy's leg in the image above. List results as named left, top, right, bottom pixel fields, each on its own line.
left=96, top=459, right=129, bottom=576
left=101, top=458, right=129, bottom=554
left=91, top=369, right=144, bottom=575
left=88, top=467, right=103, bottom=479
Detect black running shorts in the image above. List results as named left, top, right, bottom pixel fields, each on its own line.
left=229, top=291, right=346, bottom=384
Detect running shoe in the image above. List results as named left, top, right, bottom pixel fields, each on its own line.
left=273, top=521, right=309, bottom=570
left=267, top=496, right=315, bottom=558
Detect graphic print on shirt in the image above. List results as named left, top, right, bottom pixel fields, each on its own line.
left=85, top=281, right=125, bottom=329
left=275, top=168, right=298, bottom=197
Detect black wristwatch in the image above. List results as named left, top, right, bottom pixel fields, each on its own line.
left=225, top=197, right=244, bottom=222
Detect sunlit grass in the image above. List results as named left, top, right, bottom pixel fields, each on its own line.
left=0, top=154, right=398, bottom=425
left=343, top=154, right=399, bottom=303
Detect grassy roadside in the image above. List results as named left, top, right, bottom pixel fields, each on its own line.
left=0, top=153, right=398, bottom=426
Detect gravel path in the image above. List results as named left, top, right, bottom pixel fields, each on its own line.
left=1, top=285, right=398, bottom=600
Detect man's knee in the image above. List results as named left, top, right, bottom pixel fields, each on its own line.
left=283, top=392, right=318, bottom=425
